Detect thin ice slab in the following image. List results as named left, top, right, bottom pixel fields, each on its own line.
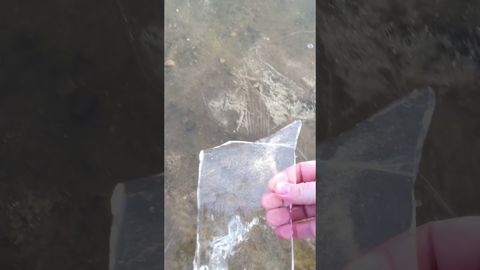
left=194, top=121, right=302, bottom=270
left=316, top=88, right=436, bottom=269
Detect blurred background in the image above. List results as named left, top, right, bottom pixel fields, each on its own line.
left=0, top=0, right=163, bottom=269
left=1, top=0, right=480, bottom=269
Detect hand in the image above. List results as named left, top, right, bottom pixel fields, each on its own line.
left=261, top=161, right=316, bottom=239
left=345, top=216, right=480, bottom=270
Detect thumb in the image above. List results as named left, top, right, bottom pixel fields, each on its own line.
left=275, top=182, right=316, bottom=205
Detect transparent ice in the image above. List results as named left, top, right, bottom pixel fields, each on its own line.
left=194, top=121, right=302, bottom=270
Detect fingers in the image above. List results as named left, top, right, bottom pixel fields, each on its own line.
left=274, top=181, right=316, bottom=205
left=266, top=208, right=290, bottom=227
left=297, top=160, right=316, bottom=181
left=275, top=219, right=316, bottom=239
left=263, top=160, right=316, bottom=240
left=262, top=192, right=317, bottom=209
left=416, top=216, right=480, bottom=270
left=261, top=193, right=289, bottom=209
left=345, top=216, right=480, bottom=270
left=266, top=205, right=315, bottom=226
left=268, top=161, right=316, bottom=192
left=292, top=205, right=316, bottom=221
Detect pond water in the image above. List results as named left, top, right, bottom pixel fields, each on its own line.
left=164, top=0, right=316, bottom=269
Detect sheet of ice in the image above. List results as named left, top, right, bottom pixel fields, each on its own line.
left=194, top=121, right=302, bottom=270
left=316, top=88, right=436, bottom=269
left=109, top=175, right=164, bottom=270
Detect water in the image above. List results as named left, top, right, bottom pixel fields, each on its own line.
left=2, top=0, right=480, bottom=269
left=164, top=0, right=316, bottom=269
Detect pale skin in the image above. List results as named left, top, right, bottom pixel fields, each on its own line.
left=262, top=161, right=480, bottom=269
left=261, top=160, right=316, bottom=239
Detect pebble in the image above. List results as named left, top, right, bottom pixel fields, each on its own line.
left=219, top=58, right=226, bottom=64
left=165, top=59, right=176, bottom=67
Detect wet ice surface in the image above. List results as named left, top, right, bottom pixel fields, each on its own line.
left=194, top=121, right=301, bottom=270
left=316, top=89, right=435, bottom=269
left=164, top=0, right=315, bottom=269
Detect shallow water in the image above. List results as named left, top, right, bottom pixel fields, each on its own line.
left=164, top=0, right=316, bottom=269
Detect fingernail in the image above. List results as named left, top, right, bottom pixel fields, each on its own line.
left=276, top=182, right=290, bottom=195
left=273, top=172, right=287, bottom=183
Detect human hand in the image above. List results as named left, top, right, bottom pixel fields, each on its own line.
left=344, top=216, right=480, bottom=270
left=261, top=161, right=316, bottom=239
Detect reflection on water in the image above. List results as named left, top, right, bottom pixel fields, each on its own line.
left=164, top=0, right=315, bottom=269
